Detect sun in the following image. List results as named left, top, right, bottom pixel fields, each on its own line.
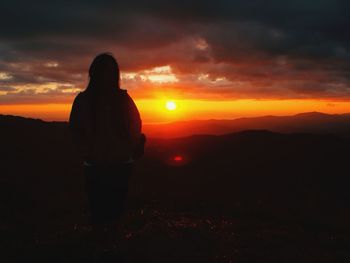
left=165, top=101, right=177, bottom=111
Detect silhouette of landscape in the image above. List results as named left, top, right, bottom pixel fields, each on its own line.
left=1, top=113, right=350, bottom=262
left=144, top=112, right=350, bottom=138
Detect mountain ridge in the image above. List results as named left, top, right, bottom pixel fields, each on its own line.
left=2, top=111, right=350, bottom=139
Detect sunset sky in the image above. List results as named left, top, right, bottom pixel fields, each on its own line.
left=1, top=1, right=350, bottom=123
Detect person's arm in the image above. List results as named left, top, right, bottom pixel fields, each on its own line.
left=69, top=94, right=89, bottom=159
left=126, top=94, right=146, bottom=159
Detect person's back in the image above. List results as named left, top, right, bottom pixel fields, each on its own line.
left=70, top=87, right=143, bottom=164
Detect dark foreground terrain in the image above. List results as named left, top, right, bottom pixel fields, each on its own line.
left=1, top=115, right=350, bottom=262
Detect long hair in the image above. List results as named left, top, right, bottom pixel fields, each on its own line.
left=85, top=53, right=122, bottom=135
left=86, top=53, right=120, bottom=95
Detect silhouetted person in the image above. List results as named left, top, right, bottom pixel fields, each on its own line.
left=69, top=53, right=145, bottom=261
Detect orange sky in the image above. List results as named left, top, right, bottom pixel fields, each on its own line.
left=1, top=98, right=350, bottom=123
left=1, top=63, right=350, bottom=123
left=2, top=2, right=350, bottom=122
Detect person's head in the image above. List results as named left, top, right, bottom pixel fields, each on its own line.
left=87, top=53, right=120, bottom=94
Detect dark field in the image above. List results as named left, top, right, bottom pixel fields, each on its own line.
left=1, top=115, right=350, bottom=262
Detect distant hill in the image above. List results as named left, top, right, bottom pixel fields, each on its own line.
left=143, top=112, right=350, bottom=138
left=1, top=114, right=350, bottom=262
left=0, top=113, right=349, bottom=229
left=2, top=112, right=350, bottom=139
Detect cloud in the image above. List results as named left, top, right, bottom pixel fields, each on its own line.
left=1, top=0, right=350, bottom=103
left=0, top=86, right=15, bottom=92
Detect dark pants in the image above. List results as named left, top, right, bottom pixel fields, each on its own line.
left=84, top=163, right=132, bottom=225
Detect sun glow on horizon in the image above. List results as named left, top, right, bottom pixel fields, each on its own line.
left=1, top=99, right=350, bottom=123
left=165, top=101, right=177, bottom=111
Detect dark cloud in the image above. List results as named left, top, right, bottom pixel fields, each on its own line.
left=1, top=0, right=350, bottom=102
